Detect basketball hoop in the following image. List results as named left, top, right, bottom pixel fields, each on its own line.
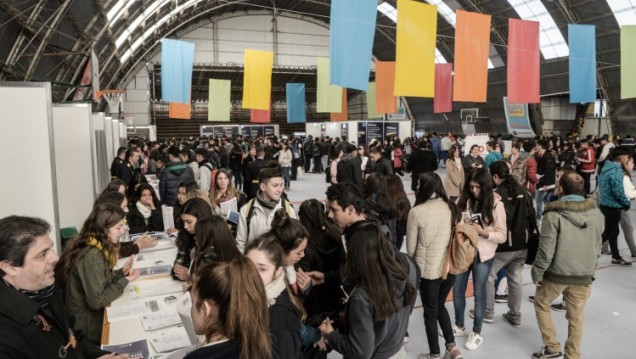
left=99, top=89, right=125, bottom=116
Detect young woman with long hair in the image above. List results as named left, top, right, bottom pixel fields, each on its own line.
left=210, top=168, right=247, bottom=215
left=407, top=172, right=463, bottom=359
left=443, top=145, right=465, bottom=202
left=364, top=172, right=398, bottom=246
left=127, top=183, right=164, bottom=234
left=54, top=203, right=141, bottom=344
left=386, top=174, right=411, bottom=250
left=453, top=168, right=507, bottom=350
left=245, top=236, right=303, bottom=359
left=184, top=257, right=272, bottom=359
left=319, top=223, right=416, bottom=358
left=172, top=198, right=214, bottom=282
left=191, top=216, right=242, bottom=275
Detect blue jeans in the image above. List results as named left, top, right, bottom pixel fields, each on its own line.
left=535, top=190, right=552, bottom=221
left=282, top=166, right=291, bottom=188
left=453, top=256, right=495, bottom=334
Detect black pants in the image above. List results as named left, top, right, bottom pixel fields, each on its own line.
left=419, top=275, right=456, bottom=355
left=304, top=155, right=312, bottom=173
left=600, top=205, right=622, bottom=259
left=580, top=172, right=592, bottom=194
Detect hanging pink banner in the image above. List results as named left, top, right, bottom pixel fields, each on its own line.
left=434, top=64, right=453, bottom=113
left=508, top=18, right=540, bottom=103
left=250, top=109, right=271, bottom=123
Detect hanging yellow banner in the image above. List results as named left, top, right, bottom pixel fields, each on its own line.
left=242, top=49, right=273, bottom=110
left=316, top=57, right=343, bottom=113
left=394, top=0, right=437, bottom=97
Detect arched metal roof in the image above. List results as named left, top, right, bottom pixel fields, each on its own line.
left=0, top=0, right=634, bottom=133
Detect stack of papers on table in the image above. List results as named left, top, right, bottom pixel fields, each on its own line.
left=149, top=325, right=191, bottom=353
left=106, top=300, right=160, bottom=322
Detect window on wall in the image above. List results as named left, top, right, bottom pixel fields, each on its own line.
left=507, top=0, right=569, bottom=59
left=606, top=0, right=636, bottom=26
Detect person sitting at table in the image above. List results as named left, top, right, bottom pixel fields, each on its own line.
left=127, top=183, right=164, bottom=234
left=183, top=257, right=271, bottom=359
left=191, top=216, right=242, bottom=276
left=172, top=198, right=214, bottom=282
left=211, top=168, right=247, bottom=215
left=94, top=191, right=157, bottom=258
left=125, top=171, right=148, bottom=202
left=98, top=179, right=126, bottom=198
left=0, top=215, right=130, bottom=359
left=54, top=203, right=142, bottom=344
left=245, top=236, right=303, bottom=359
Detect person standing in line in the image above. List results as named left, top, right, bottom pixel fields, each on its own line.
left=484, top=141, right=503, bottom=169
left=535, top=140, right=556, bottom=223
left=453, top=169, right=507, bottom=351
left=407, top=172, right=464, bottom=359
left=278, top=142, right=293, bottom=191
left=440, top=134, right=452, bottom=167
left=407, top=140, right=438, bottom=192
left=531, top=172, right=602, bottom=359
left=574, top=139, right=595, bottom=195
left=444, top=146, right=465, bottom=202
left=461, top=145, right=485, bottom=177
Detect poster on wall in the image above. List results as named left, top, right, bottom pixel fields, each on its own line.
left=201, top=125, right=213, bottom=137
left=384, top=122, right=399, bottom=139
left=320, top=123, right=326, bottom=137
left=251, top=126, right=264, bottom=138
left=213, top=127, right=225, bottom=138
left=462, top=135, right=490, bottom=157
left=225, top=126, right=239, bottom=137
left=241, top=126, right=251, bottom=137
left=264, top=126, right=275, bottom=137
left=503, top=97, right=535, bottom=138
left=367, top=122, right=384, bottom=146
left=341, top=123, right=348, bottom=139
left=358, top=122, right=367, bottom=147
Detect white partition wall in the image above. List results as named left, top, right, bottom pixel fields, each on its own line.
left=305, top=123, right=322, bottom=139
left=92, top=113, right=110, bottom=194
left=0, top=82, right=61, bottom=250
left=52, top=104, right=96, bottom=233
left=112, top=119, right=121, bottom=157
left=104, top=118, right=114, bottom=167
left=399, top=121, right=412, bottom=139
left=119, top=122, right=126, bottom=140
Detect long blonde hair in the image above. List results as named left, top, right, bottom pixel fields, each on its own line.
left=185, top=189, right=215, bottom=212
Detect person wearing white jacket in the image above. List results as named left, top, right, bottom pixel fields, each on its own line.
left=407, top=172, right=464, bottom=359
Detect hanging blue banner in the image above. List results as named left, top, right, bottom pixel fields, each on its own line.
left=286, top=83, right=306, bottom=123
left=161, top=38, right=195, bottom=104
left=329, top=0, right=376, bottom=91
left=568, top=25, right=596, bottom=103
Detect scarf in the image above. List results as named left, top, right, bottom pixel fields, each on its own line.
left=87, top=235, right=117, bottom=268
left=264, top=272, right=287, bottom=307
left=256, top=191, right=278, bottom=210
left=2, top=279, right=56, bottom=318
left=136, top=201, right=152, bottom=219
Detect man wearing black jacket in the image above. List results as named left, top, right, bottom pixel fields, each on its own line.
left=0, top=216, right=125, bottom=359
left=407, top=140, right=438, bottom=191
left=367, top=146, right=393, bottom=176
left=336, top=144, right=363, bottom=192
left=535, top=140, right=556, bottom=221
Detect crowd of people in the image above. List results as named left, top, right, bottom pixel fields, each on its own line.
left=0, top=130, right=631, bottom=359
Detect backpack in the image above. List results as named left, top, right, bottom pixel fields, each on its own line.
left=243, top=197, right=294, bottom=237
left=396, top=251, right=420, bottom=311
left=312, top=144, right=321, bottom=157
left=365, top=208, right=397, bottom=246
left=443, top=223, right=480, bottom=278
left=201, top=162, right=218, bottom=193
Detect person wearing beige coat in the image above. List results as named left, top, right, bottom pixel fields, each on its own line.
left=444, top=147, right=465, bottom=200
left=406, top=172, right=464, bottom=359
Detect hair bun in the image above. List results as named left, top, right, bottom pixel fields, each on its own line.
left=271, top=208, right=290, bottom=230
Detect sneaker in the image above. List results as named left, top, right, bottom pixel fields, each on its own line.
left=528, top=295, right=535, bottom=302
left=531, top=346, right=564, bottom=359
left=611, top=257, right=632, bottom=266
left=417, top=354, right=440, bottom=359
left=464, top=332, right=483, bottom=350
left=468, top=309, right=494, bottom=323
left=495, top=294, right=509, bottom=303
left=439, top=324, right=467, bottom=337
left=502, top=312, right=522, bottom=328
left=443, top=345, right=464, bottom=359
left=550, top=303, right=566, bottom=312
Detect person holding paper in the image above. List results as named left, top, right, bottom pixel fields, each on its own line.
left=0, top=216, right=130, bottom=359
left=55, top=203, right=141, bottom=344
left=172, top=198, right=214, bottom=282
left=211, top=169, right=246, bottom=216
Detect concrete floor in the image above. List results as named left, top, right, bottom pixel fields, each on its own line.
left=286, top=167, right=635, bottom=359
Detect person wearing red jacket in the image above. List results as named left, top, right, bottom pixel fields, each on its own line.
left=575, top=139, right=596, bottom=194
left=523, top=141, right=539, bottom=195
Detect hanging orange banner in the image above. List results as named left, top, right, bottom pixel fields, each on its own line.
left=453, top=10, right=491, bottom=103
left=168, top=102, right=191, bottom=120
left=375, top=61, right=397, bottom=114
left=330, top=88, right=348, bottom=122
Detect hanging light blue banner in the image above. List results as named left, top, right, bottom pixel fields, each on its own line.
left=568, top=24, right=596, bottom=103
left=161, top=38, right=195, bottom=104
left=329, top=0, right=376, bottom=91
left=286, top=83, right=306, bottom=123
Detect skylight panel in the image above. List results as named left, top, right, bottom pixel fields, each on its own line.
left=507, top=0, right=569, bottom=59
left=377, top=2, right=398, bottom=23
left=607, top=0, right=636, bottom=26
